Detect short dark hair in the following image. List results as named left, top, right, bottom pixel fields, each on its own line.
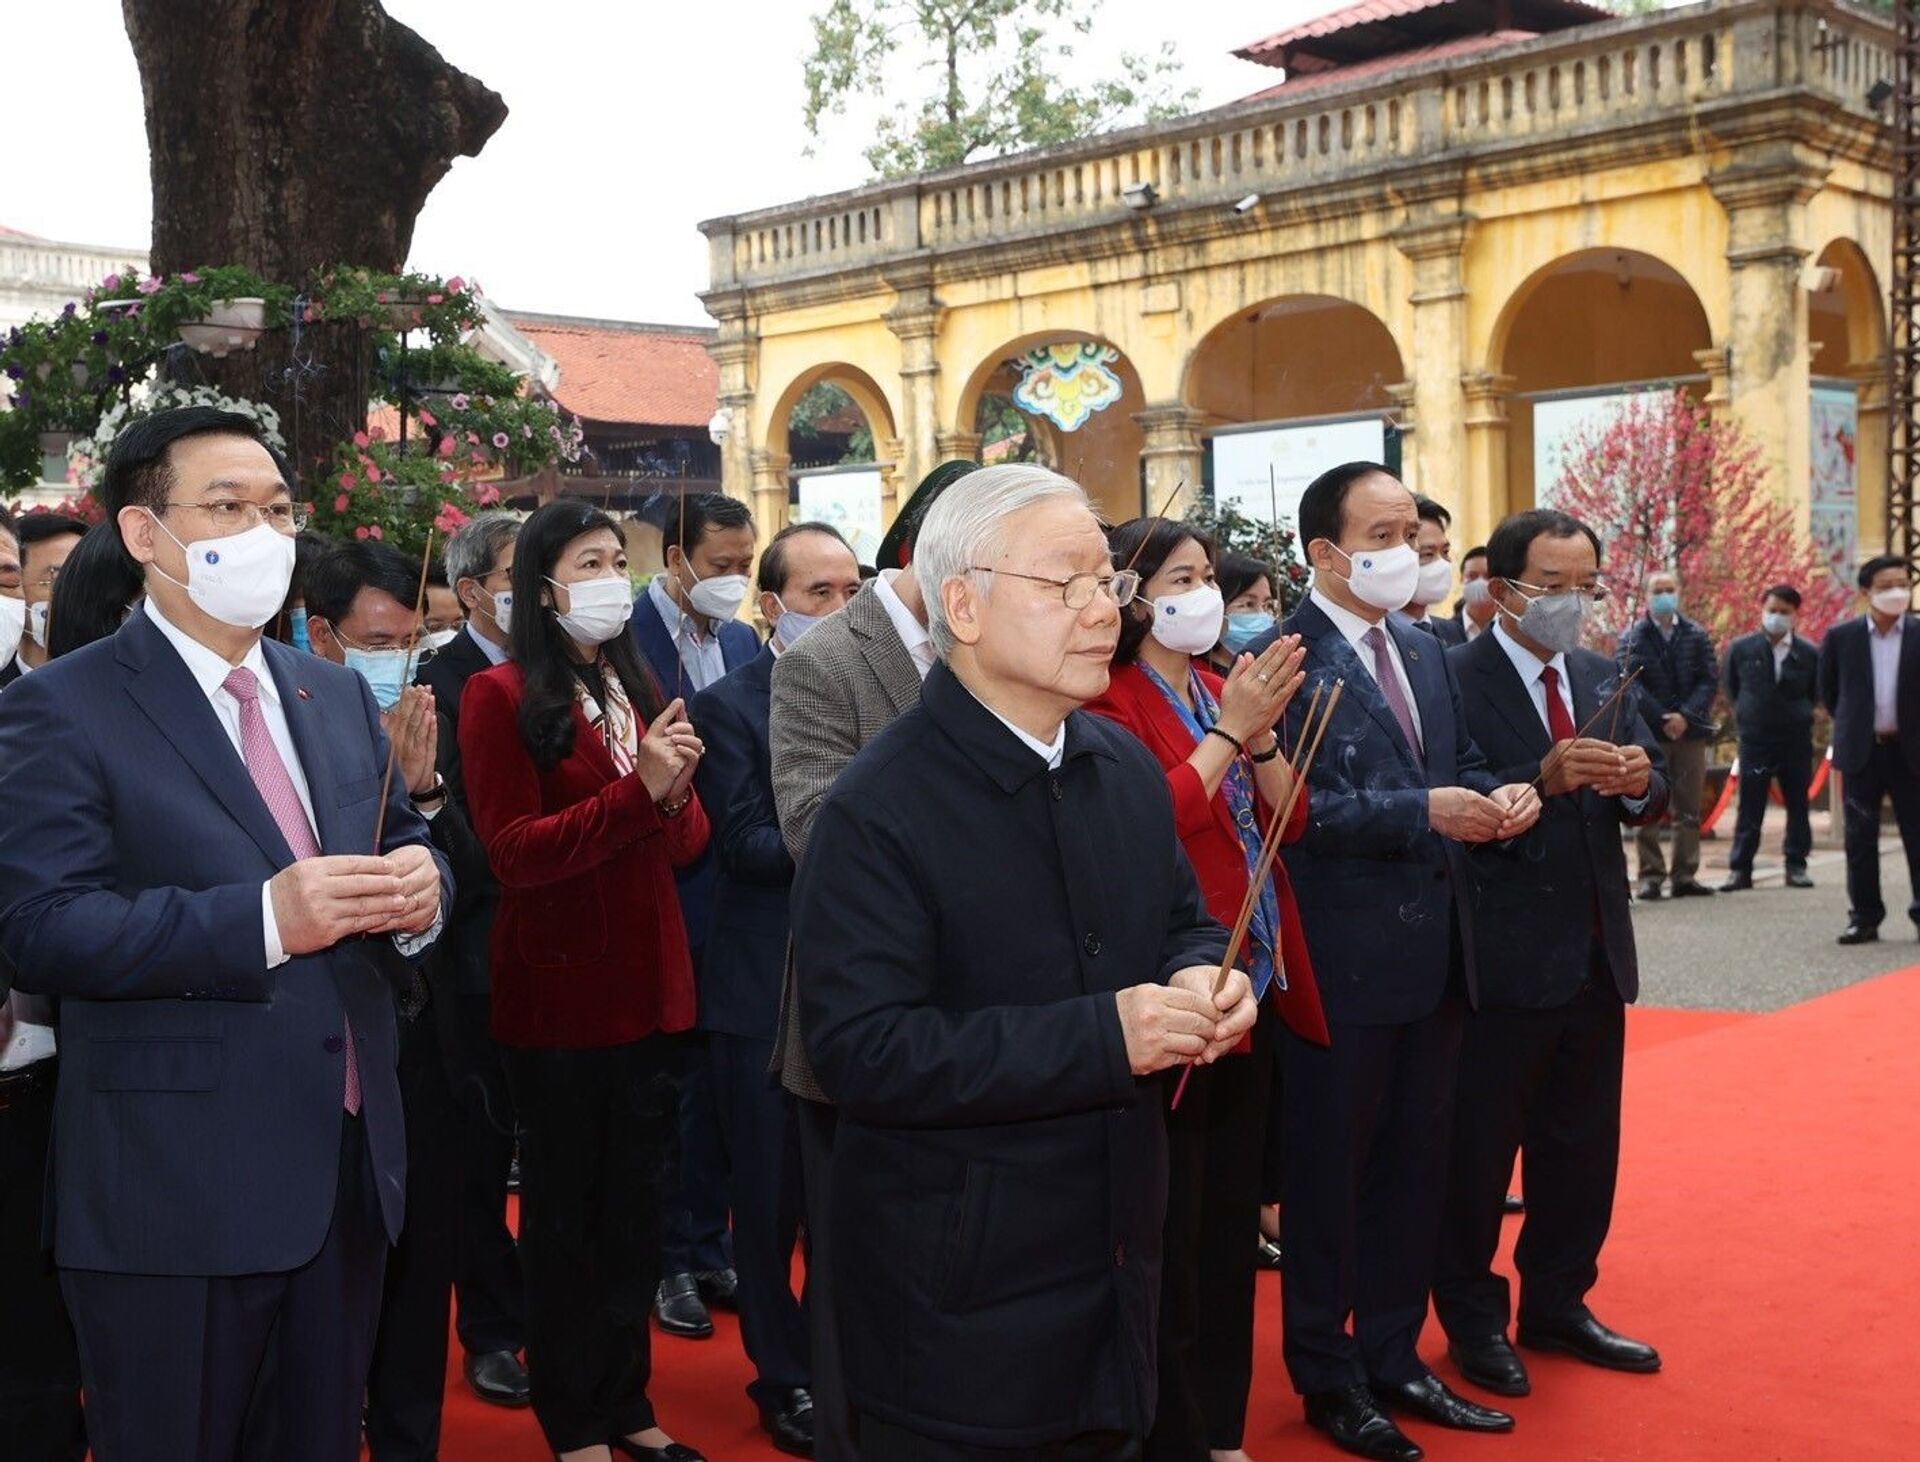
left=1414, top=495, right=1452, bottom=529
left=1297, top=461, right=1396, bottom=550
left=0, top=503, right=16, bottom=539
left=1106, top=517, right=1216, bottom=665
left=664, top=491, right=753, bottom=556
left=46, top=521, right=144, bottom=659
left=303, top=540, right=422, bottom=628
left=99, top=405, right=290, bottom=515
left=426, top=560, right=450, bottom=590
left=1762, top=583, right=1802, bottom=609
left=1216, top=552, right=1272, bottom=606
left=1484, top=509, right=1603, bottom=582
left=1858, top=554, right=1911, bottom=590
left=757, top=520, right=850, bottom=596
left=17, top=511, right=88, bottom=553
left=1461, top=544, right=1488, bottom=568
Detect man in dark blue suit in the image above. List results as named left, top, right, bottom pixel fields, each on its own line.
left=0, top=408, right=450, bottom=1462
left=1820, top=554, right=1920, bottom=944
left=1251, top=463, right=1540, bottom=1462
left=689, top=520, right=863, bottom=1455
left=1401, top=495, right=1465, bottom=646
left=1437, top=509, right=1667, bottom=1399
left=632, top=491, right=760, bottom=1334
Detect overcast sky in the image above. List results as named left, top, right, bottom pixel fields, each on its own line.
left=0, top=2, right=1327, bottom=327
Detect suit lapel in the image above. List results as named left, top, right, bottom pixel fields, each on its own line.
left=849, top=584, right=922, bottom=715
left=1474, top=639, right=1552, bottom=756
left=1295, top=599, right=1417, bottom=770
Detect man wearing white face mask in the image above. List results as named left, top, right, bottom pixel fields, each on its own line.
left=1399, top=496, right=1464, bottom=647
left=0, top=406, right=450, bottom=1462
left=3, top=511, right=87, bottom=687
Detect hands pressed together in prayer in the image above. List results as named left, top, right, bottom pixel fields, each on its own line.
left=636, top=697, right=705, bottom=805
left=1216, top=634, right=1308, bottom=747
left=1428, top=783, right=1543, bottom=843
left=1541, top=737, right=1653, bottom=800
left=1116, top=965, right=1260, bottom=1076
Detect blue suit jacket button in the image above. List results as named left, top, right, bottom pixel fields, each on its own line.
left=324, top=1035, right=343, bottom=1054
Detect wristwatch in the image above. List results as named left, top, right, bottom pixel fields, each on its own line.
left=410, top=778, right=448, bottom=807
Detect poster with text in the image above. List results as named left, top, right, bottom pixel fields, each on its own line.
left=793, top=467, right=886, bottom=566
left=1210, top=417, right=1387, bottom=528
left=1810, top=384, right=1859, bottom=576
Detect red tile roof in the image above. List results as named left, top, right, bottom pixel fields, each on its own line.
left=1238, top=29, right=1538, bottom=95
left=1236, top=0, right=1609, bottom=73
left=0, top=225, right=44, bottom=239
left=505, top=313, right=719, bottom=430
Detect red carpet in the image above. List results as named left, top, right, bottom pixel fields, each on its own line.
left=431, top=971, right=1920, bottom=1460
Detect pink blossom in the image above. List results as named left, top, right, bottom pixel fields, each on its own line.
left=180, top=271, right=201, bottom=284
left=451, top=394, right=469, bottom=411
left=370, top=425, right=387, bottom=443
left=434, top=504, right=471, bottom=534
left=353, top=431, right=370, bottom=448
left=492, top=432, right=510, bottom=449
left=365, top=465, right=383, bottom=484
left=102, top=274, right=121, bottom=291
left=354, top=525, right=372, bottom=541
left=438, top=437, right=456, bottom=457
left=136, top=277, right=163, bottom=295
left=334, top=493, right=351, bottom=513
left=426, top=294, right=444, bottom=305
left=466, top=432, right=480, bottom=445
left=368, top=525, right=384, bottom=540
left=475, top=484, right=503, bottom=507
left=339, top=472, right=358, bottom=490
left=447, top=277, right=466, bottom=292
left=418, top=408, right=437, bottom=428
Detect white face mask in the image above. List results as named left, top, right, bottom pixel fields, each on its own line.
left=1462, top=578, right=1493, bottom=609
left=26, top=599, right=49, bottom=648
left=1329, top=542, right=1420, bottom=613
left=684, top=565, right=751, bottom=622
left=1761, top=610, right=1794, bottom=639
left=0, top=594, right=25, bottom=663
left=419, top=628, right=458, bottom=655
left=549, top=574, right=633, bottom=644
left=147, top=515, right=297, bottom=630
left=1872, top=587, right=1912, bottom=618
left=491, top=590, right=513, bottom=636
left=1414, top=557, right=1454, bottom=607
left=1145, top=582, right=1225, bottom=657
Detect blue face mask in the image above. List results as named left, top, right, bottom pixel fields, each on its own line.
left=1650, top=590, right=1679, bottom=618
left=343, top=646, right=417, bottom=711
left=1222, top=611, right=1275, bottom=655
left=289, top=605, right=311, bottom=654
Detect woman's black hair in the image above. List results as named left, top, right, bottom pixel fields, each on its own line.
left=509, top=500, right=664, bottom=770
left=1216, top=552, right=1273, bottom=608
left=47, top=521, right=145, bottom=659
left=1105, top=516, right=1216, bottom=666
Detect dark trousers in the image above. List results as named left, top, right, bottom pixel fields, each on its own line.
left=1842, top=740, right=1920, bottom=929
left=435, top=988, right=523, bottom=1356
left=798, top=1097, right=854, bottom=1462
left=1728, top=738, right=1813, bottom=874
left=366, top=1004, right=463, bottom=1462
left=859, top=1414, right=1141, bottom=1461
left=710, top=1032, right=809, bottom=1408
left=661, top=1027, right=735, bottom=1280
left=1434, top=958, right=1626, bottom=1339
left=61, top=1114, right=385, bottom=1462
left=0, top=1061, right=85, bottom=1462
left=502, top=1036, right=684, bottom=1454
left=1279, top=998, right=1465, bottom=1393
left=1147, top=1012, right=1273, bottom=1459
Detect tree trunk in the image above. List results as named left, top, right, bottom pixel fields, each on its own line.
left=122, top=0, right=507, bottom=480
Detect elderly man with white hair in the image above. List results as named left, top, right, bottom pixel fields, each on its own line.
left=789, top=465, right=1257, bottom=1461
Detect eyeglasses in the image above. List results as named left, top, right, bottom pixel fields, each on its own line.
left=162, top=499, right=312, bottom=535
left=968, top=566, right=1141, bottom=610
left=1507, top=578, right=1610, bottom=604
left=334, top=627, right=439, bottom=667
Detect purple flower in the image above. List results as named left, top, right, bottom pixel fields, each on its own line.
left=13, top=389, right=29, bottom=407
left=491, top=432, right=509, bottom=449
left=4, top=365, right=22, bottom=380
left=101, top=274, right=121, bottom=291
left=107, top=366, right=126, bottom=385
left=61, top=302, right=76, bottom=316
left=91, top=331, right=109, bottom=346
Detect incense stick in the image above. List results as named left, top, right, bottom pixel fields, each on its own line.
left=1530, top=665, right=1645, bottom=795
left=372, top=528, right=435, bottom=852
left=1120, top=478, right=1189, bottom=576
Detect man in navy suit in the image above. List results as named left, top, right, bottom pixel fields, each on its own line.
left=631, top=491, right=760, bottom=1334
left=689, top=520, right=863, bottom=1455
left=1401, top=495, right=1464, bottom=646
left=0, top=407, right=450, bottom=1462
left=1250, top=463, right=1539, bottom=1462
left=1437, top=509, right=1667, bottom=1399
left=1820, top=554, right=1920, bottom=944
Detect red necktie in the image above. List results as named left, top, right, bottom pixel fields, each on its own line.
left=224, top=667, right=360, bottom=1115
left=1540, top=664, right=1577, bottom=742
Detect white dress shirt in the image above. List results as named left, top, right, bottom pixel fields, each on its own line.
left=1310, top=587, right=1424, bottom=744
left=467, top=618, right=510, bottom=667
left=1464, top=613, right=1488, bottom=642
left=1770, top=633, right=1791, bottom=681
left=648, top=574, right=728, bottom=692
left=1492, top=619, right=1574, bottom=734
left=1871, top=614, right=1904, bottom=736
left=963, top=685, right=1066, bottom=768
left=876, top=569, right=938, bottom=679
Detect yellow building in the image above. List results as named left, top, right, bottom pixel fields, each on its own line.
left=700, top=0, right=1893, bottom=573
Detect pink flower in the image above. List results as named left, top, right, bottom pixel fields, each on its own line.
left=426, top=293, right=444, bottom=305
left=353, top=431, right=370, bottom=448
left=180, top=271, right=200, bottom=284
left=377, top=291, right=392, bottom=304
left=418, top=408, right=437, bottom=428
left=368, top=525, right=384, bottom=540
left=438, top=437, right=456, bottom=457
left=353, top=525, right=372, bottom=541
left=471, top=450, right=489, bottom=466
left=491, top=432, right=510, bottom=449
left=136, top=277, right=163, bottom=295
left=451, top=394, right=469, bottom=411
left=304, top=305, right=320, bottom=323
left=102, top=274, right=121, bottom=291
left=365, top=465, right=383, bottom=484
left=370, top=425, right=387, bottom=443
left=466, top=432, right=480, bottom=445
left=475, top=484, right=503, bottom=507
left=339, top=472, right=358, bottom=490
left=334, top=493, right=351, bottom=513
left=447, top=277, right=466, bottom=292
left=434, top=504, right=471, bottom=534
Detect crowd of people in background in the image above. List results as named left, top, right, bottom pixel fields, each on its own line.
left=1, top=405, right=1916, bottom=1462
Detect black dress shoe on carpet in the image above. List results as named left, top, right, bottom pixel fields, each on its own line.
left=1303, top=1386, right=1422, bottom=1461
left=1256, top=1236, right=1284, bottom=1270
left=1837, top=923, right=1880, bottom=945
left=1372, top=1373, right=1514, bottom=1432
left=463, top=1348, right=531, bottom=1407
left=609, top=1440, right=706, bottom=1462
left=1784, top=868, right=1814, bottom=888
left=696, top=1266, right=739, bottom=1311
left=654, top=1273, right=713, bottom=1338
left=1502, top=1192, right=1525, bottom=1215
left=1718, top=871, right=1753, bottom=891
left=1669, top=880, right=1715, bottom=898
left=1636, top=881, right=1663, bottom=901
left=1517, top=1311, right=1660, bottom=1372
left=760, top=1387, right=815, bottom=1456
left=1448, top=1335, right=1531, bottom=1397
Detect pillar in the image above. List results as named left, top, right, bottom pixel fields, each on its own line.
left=1851, top=361, right=1888, bottom=562
left=934, top=429, right=983, bottom=464
left=884, top=269, right=943, bottom=494
left=749, top=449, right=791, bottom=539
left=1459, top=372, right=1515, bottom=550
left=705, top=290, right=757, bottom=510
left=1392, top=214, right=1473, bottom=504
left=876, top=435, right=906, bottom=525
left=1692, top=345, right=1733, bottom=417
left=1133, top=404, right=1206, bottom=518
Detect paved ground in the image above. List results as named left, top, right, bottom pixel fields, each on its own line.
left=1630, top=803, right=1919, bottom=1012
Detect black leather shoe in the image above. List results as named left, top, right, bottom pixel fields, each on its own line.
left=609, top=1440, right=706, bottom=1462
left=1518, top=1311, right=1660, bottom=1373
left=1448, top=1335, right=1530, bottom=1397
left=654, top=1273, right=713, bottom=1338
left=1669, top=880, right=1716, bottom=898
left=1837, top=923, right=1881, bottom=945
left=1502, top=1192, right=1525, bottom=1215
left=1717, top=872, right=1753, bottom=891
left=759, top=1388, right=814, bottom=1456
left=1257, top=1236, right=1284, bottom=1270
left=463, top=1348, right=531, bottom=1407
left=1303, top=1386, right=1422, bottom=1461
left=1372, top=1373, right=1514, bottom=1432
left=1784, top=868, right=1814, bottom=888
left=1636, top=881, right=1663, bottom=901
left=696, top=1266, right=739, bottom=1311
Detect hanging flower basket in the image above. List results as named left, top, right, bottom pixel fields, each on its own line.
left=177, top=298, right=268, bottom=356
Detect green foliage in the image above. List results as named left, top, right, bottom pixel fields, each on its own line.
left=311, top=429, right=507, bottom=559
left=1182, top=494, right=1311, bottom=614
left=790, top=380, right=875, bottom=463
left=977, top=392, right=1038, bottom=461
left=803, top=0, right=1197, bottom=179
left=371, top=337, right=522, bottom=404
left=308, top=268, right=484, bottom=339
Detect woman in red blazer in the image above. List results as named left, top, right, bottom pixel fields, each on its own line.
left=461, top=501, right=711, bottom=1462
left=1088, top=517, right=1327, bottom=1462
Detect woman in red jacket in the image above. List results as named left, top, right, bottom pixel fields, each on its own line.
left=460, top=501, right=711, bottom=1462
left=1088, top=517, right=1328, bottom=1462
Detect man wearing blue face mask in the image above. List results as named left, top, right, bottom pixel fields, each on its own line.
left=685, top=521, right=861, bottom=1456
left=1618, top=569, right=1718, bottom=900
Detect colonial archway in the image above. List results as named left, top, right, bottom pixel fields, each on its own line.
left=1809, top=238, right=1887, bottom=571
left=754, top=363, right=902, bottom=558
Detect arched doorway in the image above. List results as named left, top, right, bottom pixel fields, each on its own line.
left=763, top=363, right=900, bottom=565
left=954, top=333, right=1146, bottom=523
left=1183, top=295, right=1406, bottom=531
left=1491, top=249, right=1714, bottom=511
left=1809, top=238, right=1886, bottom=571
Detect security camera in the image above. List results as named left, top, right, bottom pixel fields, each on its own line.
left=1233, top=193, right=1261, bottom=214
left=1122, top=182, right=1159, bottom=211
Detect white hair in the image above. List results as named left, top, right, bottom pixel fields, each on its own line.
left=914, top=464, right=1092, bottom=657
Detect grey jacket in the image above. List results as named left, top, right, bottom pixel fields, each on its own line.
left=769, top=577, right=923, bottom=1101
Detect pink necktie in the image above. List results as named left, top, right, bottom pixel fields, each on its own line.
left=1362, top=625, right=1424, bottom=765
left=224, top=667, right=360, bottom=1115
